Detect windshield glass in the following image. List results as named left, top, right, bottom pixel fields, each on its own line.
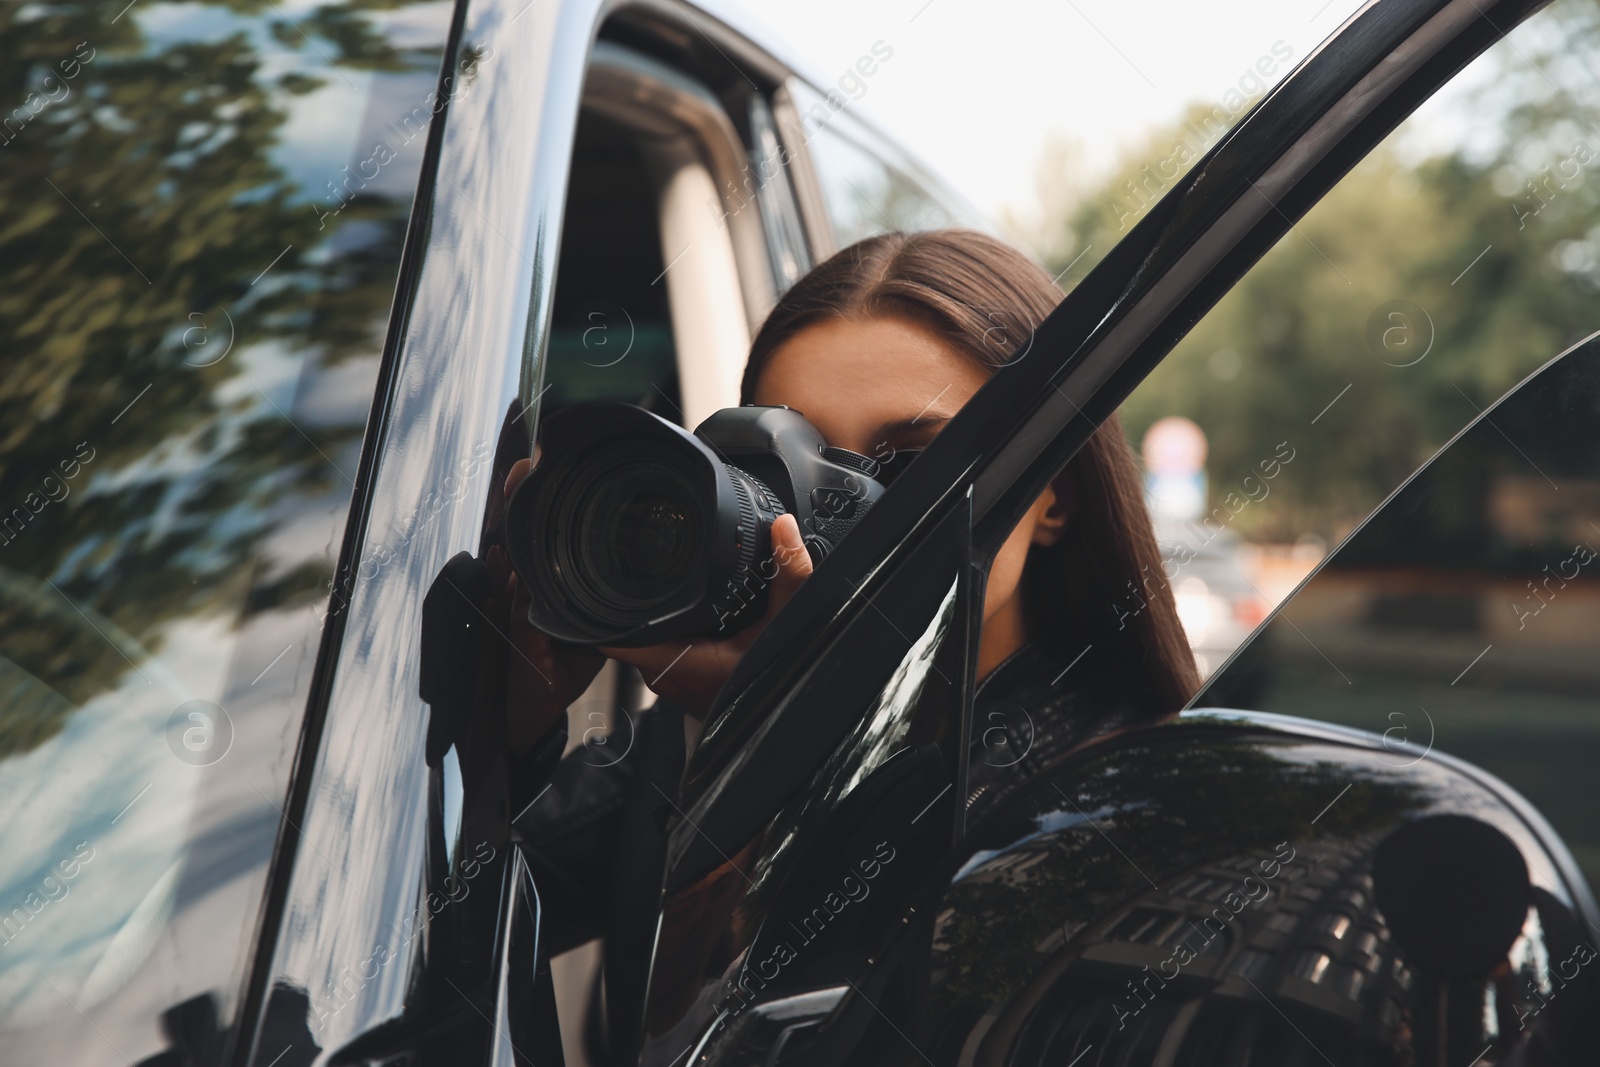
left=0, top=1, right=450, bottom=1060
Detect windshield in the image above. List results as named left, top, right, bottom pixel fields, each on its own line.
left=0, top=0, right=450, bottom=1060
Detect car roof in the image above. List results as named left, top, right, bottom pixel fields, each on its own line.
left=651, top=0, right=994, bottom=229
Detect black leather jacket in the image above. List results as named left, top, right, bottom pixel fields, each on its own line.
left=513, top=638, right=1155, bottom=959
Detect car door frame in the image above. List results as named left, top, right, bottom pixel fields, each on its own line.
left=656, top=0, right=1556, bottom=1057
left=226, top=0, right=870, bottom=1064
left=678, top=0, right=1552, bottom=874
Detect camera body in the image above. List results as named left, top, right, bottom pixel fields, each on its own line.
left=504, top=402, right=886, bottom=647
left=697, top=404, right=883, bottom=560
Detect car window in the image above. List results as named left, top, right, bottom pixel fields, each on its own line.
left=543, top=110, right=683, bottom=421
left=1202, top=333, right=1600, bottom=887
left=785, top=83, right=959, bottom=248
left=746, top=93, right=812, bottom=293
left=805, top=124, right=957, bottom=246
left=1099, top=0, right=1600, bottom=681
left=0, top=1, right=450, bottom=1060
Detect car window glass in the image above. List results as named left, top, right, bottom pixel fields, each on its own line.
left=746, top=94, right=811, bottom=293
left=790, top=100, right=958, bottom=247
left=1095, top=0, right=1600, bottom=680
left=0, top=2, right=450, bottom=1060
left=1201, top=339, right=1600, bottom=888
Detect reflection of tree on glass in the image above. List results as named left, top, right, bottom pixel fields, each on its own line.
left=0, top=0, right=451, bottom=1059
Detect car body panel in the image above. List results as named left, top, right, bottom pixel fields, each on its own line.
left=916, top=712, right=1599, bottom=1065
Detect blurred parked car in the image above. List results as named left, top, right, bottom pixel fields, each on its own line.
left=1154, top=524, right=1271, bottom=680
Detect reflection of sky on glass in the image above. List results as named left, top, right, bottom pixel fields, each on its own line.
left=132, top=2, right=446, bottom=206
left=0, top=602, right=206, bottom=1026
left=367, top=0, right=456, bottom=50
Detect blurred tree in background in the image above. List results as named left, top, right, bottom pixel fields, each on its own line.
left=1031, top=0, right=1600, bottom=545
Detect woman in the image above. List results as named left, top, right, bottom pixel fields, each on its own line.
left=508, top=227, right=1195, bottom=742
left=506, top=229, right=1197, bottom=967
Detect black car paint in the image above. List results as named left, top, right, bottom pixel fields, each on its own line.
left=908, top=716, right=1597, bottom=1065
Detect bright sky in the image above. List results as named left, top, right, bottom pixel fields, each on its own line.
left=742, top=0, right=1369, bottom=229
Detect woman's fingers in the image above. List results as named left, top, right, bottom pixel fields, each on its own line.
left=505, top=456, right=533, bottom=498
left=764, top=513, right=815, bottom=617
left=598, top=640, right=732, bottom=715
left=599, top=640, right=692, bottom=682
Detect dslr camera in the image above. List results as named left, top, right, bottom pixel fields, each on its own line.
left=505, top=402, right=895, bottom=646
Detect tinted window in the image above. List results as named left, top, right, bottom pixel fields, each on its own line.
left=805, top=124, right=956, bottom=246
left=787, top=82, right=958, bottom=248
left=543, top=112, right=680, bottom=418
left=1202, top=340, right=1600, bottom=887
left=0, top=1, right=448, bottom=1060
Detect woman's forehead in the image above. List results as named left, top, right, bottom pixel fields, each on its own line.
left=750, top=315, right=987, bottom=447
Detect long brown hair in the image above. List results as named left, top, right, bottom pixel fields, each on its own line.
left=740, top=228, right=1198, bottom=715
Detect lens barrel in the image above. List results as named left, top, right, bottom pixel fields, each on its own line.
left=505, top=403, right=786, bottom=646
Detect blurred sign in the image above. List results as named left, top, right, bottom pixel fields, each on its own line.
left=1143, top=417, right=1208, bottom=523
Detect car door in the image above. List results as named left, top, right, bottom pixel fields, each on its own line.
left=632, top=0, right=1600, bottom=1064
left=220, top=1, right=954, bottom=1065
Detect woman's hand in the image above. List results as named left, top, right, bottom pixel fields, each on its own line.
left=599, top=512, right=814, bottom=718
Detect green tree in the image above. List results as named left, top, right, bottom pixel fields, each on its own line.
left=1036, top=0, right=1600, bottom=543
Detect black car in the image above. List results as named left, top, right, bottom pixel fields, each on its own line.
left=2, top=0, right=1599, bottom=1064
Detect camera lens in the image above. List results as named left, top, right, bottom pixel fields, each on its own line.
left=571, top=458, right=701, bottom=611
left=506, top=402, right=880, bottom=646
left=538, top=442, right=709, bottom=632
